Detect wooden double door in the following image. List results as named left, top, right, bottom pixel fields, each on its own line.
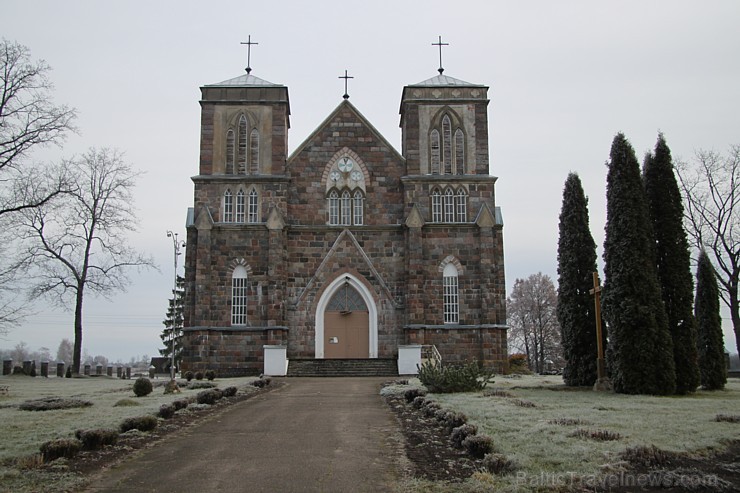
left=324, top=284, right=369, bottom=359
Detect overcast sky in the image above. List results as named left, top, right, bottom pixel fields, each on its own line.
left=2, top=0, right=739, bottom=361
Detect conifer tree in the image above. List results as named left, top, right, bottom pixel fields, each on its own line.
left=557, top=173, right=603, bottom=386
left=602, top=133, right=676, bottom=395
left=695, top=250, right=727, bottom=390
left=643, top=134, right=700, bottom=394
left=160, top=275, right=185, bottom=365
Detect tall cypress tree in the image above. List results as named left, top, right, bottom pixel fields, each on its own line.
left=643, top=134, right=700, bottom=394
left=557, top=173, right=604, bottom=386
left=695, top=250, right=727, bottom=390
left=602, top=133, right=676, bottom=395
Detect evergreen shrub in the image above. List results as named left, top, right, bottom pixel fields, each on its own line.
left=158, top=404, right=176, bottom=419
left=411, top=396, right=427, bottom=409
left=451, top=423, right=478, bottom=448
left=75, top=429, right=119, bottom=450
left=417, top=360, right=493, bottom=393
left=205, top=369, right=216, bottom=381
left=196, top=389, right=222, bottom=405
left=462, top=434, right=494, bottom=458
left=184, top=371, right=194, bottom=381
left=222, top=386, right=238, bottom=397
left=132, top=377, right=153, bottom=397
left=403, top=387, right=427, bottom=403
left=194, top=371, right=204, bottom=380
left=482, top=453, right=518, bottom=475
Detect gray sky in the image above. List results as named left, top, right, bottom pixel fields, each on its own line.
left=2, top=0, right=739, bottom=360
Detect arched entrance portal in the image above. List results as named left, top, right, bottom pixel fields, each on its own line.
left=315, top=274, right=377, bottom=359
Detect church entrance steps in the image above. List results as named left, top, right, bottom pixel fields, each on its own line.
left=287, top=358, right=398, bottom=377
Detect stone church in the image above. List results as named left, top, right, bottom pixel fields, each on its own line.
left=181, top=56, right=508, bottom=376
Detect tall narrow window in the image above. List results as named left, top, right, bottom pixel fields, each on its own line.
left=456, top=188, right=468, bottom=223
left=231, top=266, right=248, bottom=326
left=443, top=263, right=459, bottom=324
left=235, top=190, right=245, bottom=223
left=444, top=188, right=455, bottom=222
left=226, top=129, right=235, bottom=174
left=249, top=128, right=259, bottom=174
left=328, top=190, right=339, bottom=225
left=430, top=130, right=441, bottom=174
left=442, top=115, right=452, bottom=174
left=237, top=115, right=247, bottom=174
left=431, top=189, right=442, bottom=223
left=248, top=189, right=259, bottom=223
left=353, top=190, right=364, bottom=225
left=341, top=190, right=352, bottom=226
left=454, top=128, right=464, bottom=175
left=223, top=189, right=233, bottom=223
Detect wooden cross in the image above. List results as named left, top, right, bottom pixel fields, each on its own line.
left=432, top=35, right=449, bottom=74
left=240, top=35, right=259, bottom=74
left=339, top=69, right=353, bottom=100
left=589, top=272, right=606, bottom=381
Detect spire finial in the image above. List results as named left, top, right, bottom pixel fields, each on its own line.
left=432, top=35, right=449, bottom=74
left=240, top=35, right=259, bottom=74
left=339, top=69, right=354, bottom=100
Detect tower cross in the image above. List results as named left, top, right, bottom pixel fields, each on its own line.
left=432, top=35, right=449, bottom=74
left=240, top=35, right=259, bottom=74
left=339, top=69, right=354, bottom=100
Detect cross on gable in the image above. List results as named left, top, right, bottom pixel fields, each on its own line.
left=240, top=35, right=259, bottom=74
left=339, top=69, right=354, bottom=100
left=432, top=35, right=449, bottom=75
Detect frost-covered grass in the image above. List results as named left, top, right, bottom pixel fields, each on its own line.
left=0, top=374, right=259, bottom=461
left=397, top=375, right=740, bottom=492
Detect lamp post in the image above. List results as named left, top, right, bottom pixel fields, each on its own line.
left=166, top=231, right=186, bottom=381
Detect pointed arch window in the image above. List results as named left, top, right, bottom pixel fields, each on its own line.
left=341, top=190, right=352, bottom=226
left=431, top=188, right=443, bottom=223
left=353, top=190, right=364, bottom=225
left=456, top=189, right=468, bottom=223
left=443, top=263, right=459, bottom=324
left=226, top=130, right=235, bottom=174
left=235, top=190, right=245, bottom=223
left=454, top=128, right=464, bottom=175
left=231, top=265, right=248, bottom=326
left=444, top=188, right=455, bottom=222
left=248, top=189, right=259, bottom=223
left=223, top=189, right=233, bottom=223
left=442, top=115, right=452, bottom=174
left=430, top=130, right=441, bottom=174
left=237, top=115, right=247, bottom=174
left=328, top=190, right=339, bottom=225
left=249, top=128, right=259, bottom=174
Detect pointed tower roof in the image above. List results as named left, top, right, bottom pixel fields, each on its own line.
left=408, top=73, right=483, bottom=88
left=205, top=73, right=282, bottom=88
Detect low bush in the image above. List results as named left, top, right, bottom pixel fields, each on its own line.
left=482, top=453, right=518, bottom=475
left=715, top=414, right=740, bottom=423
left=508, top=353, right=531, bottom=374
left=132, top=377, right=153, bottom=397
left=194, top=371, right=204, bottom=381
left=119, top=415, right=158, bottom=433
left=417, top=360, right=494, bottom=393
left=569, top=428, right=622, bottom=441
left=620, top=445, right=679, bottom=467
left=19, top=397, right=93, bottom=411
left=483, top=389, right=513, bottom=398
left=411, top=396, right=427, bottom=409
left=75, top=429, right=119, bottom=450
left=462, top=434, right=494, bottom=459
left=196, top=389, right=223, bottom=405
left=548, top=417, right=589, bottom=426
left=222, top=386, right=238, bottom=397
left=421, top=401, right=442, bottom=418
left=65, top=366, right=72, bottom=378
left=252, top=378, right=271, bottom=388
left=403, top=387, right=427, bottom=403
left=512, top=399, right=536, bottom=408
left=451, top=423, right=478, bottom=448
left=184, top=371, right=194, bottom=382
left=171, top=399, right=189, bottom=411
left=205, top=369, right=216, bottom=381
left=443, top=411, right=467, bottom=431
left=158, top=404, right=176, bottom=419
left=113, top=398, right=140, bottom=407
left=40, top=438, right=82, bottom=462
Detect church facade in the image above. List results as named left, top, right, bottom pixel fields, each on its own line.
left=181, top=66, right=508, bottom=376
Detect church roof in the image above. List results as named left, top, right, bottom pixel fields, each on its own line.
left=205, top=73, right=283, bottom=87
left=408, top=73, right=483, bottom=87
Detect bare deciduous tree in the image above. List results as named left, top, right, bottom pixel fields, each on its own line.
left=14, top=148, right=155, bottom=373
left=507, top=273, right=563, bottom=373
left=0, top=39, right=76, bottom=334
left=676, top=145, right=740, bottom=355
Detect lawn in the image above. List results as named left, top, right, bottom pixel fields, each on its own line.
left=401, top=375, right=740, bottom=492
